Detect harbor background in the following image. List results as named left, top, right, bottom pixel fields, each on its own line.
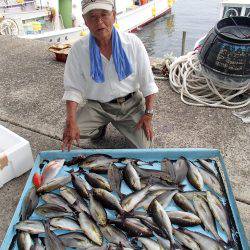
left=137, top=0, right=220, bottom=57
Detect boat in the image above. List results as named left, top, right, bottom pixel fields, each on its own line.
left=0, top=0, right=174, bottom=44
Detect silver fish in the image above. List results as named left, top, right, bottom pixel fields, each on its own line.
left=198, top=167, right=222, bottom=195
left=166, top=211, right=202, bottom=227
left=82, top=171, right=112, bottom=191
left=173, top=228, right=200, bottom=250
left=21, top=187, right=39, bottom=220
left=181, top=191, right=206, bottom=201
left=89, top=193, right=108, bottom=226
left=155, top=189, right=179, bottom=209
left=93, top=188, right=123, bottom=214
left=187, top=162, right=204, bottom=191
left=79, top=154, right=120, bottom=169
left=173, top=192, right=197, bottom=214
left=134, top=189, right=167, bottom=210
left=78, top=212, right=103, bottom=246
left=60, top=186, right=82, bottom=205
left=172, top=157, right=189, bottom=183
left=100, top=225, right=131, bottom=248
left=50, top=217, right=81, bottom=231
left=123, top=162, right=141, bottom=191
left=34, top=204, right=73, bottom=218
left=37, top=175, right=71, bottom=193
left=193, top=195, right=222, bottom=242
left=198, top=159, right=217, bottom=176
left=122, top=186, right=150, bottom=212
left=155, top=233, right=171, bottom=250
left=17, top=231, right=33, bottom=250
left=15, top=220, right=45, bottom=234
left=41, top=159, right=65, bottom=185
left=107, top=163, right=124, bottom=199
left=44, top=221, right=65, bottom=250
left=206, top=191, right=232, bottom=243
left=71, top=172, right=89, bottom=199
left=149, top=200, right=175, bottom=247
left=179, top=228, right=225, bottom=250
left=30, top=237, right=45, bottom=250
left=41, top=193, right=72, bottom=212
left=137, top=237, right=161, bottom=250
left=58, top=232, right=94, bottom=249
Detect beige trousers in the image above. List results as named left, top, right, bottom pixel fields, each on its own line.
left=76, top=92, right=151, bottom=148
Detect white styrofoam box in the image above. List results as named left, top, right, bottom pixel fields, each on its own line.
left=0, top=125, right=34, bottom=188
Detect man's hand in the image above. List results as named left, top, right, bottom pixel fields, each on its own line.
left=62, top=120, right=80, bottom=151
left=135, top=114, right=153, bottom=141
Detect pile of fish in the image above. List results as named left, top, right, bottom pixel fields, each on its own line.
left=12, top=154, right=237, bottom=250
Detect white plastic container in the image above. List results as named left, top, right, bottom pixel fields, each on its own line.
left=0, top=125, right=34, bottom=188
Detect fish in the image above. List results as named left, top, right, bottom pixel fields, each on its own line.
left=173, top=192, right=197, bottom=214
left=148, top=199, right=175, bottom=247
left=93, top=188, right=123, bottom=214
left=17, top=231, right=33, bottom=250
left=123, top=162, right=141, bottom=191
left=72, top=199, right=90, bottom=214
left=206, top=191, right=233, bottom=243
left=197, top=159, right=217, bottom=176
left=180, top=191, right=206, bottom=201
left=21, top=187, right=39, bottom=220
left=41, top=193, right=72, bottom=212
left=179, top=228, right=225, bottom=250
left=41, top=159, right=65, bottom=185
left=15, top=220, right=45, bottom=234
left=193, top=195, right=222, bottom=242
left=50, top=217, right=81, bottom=231
left=107, top=163, right=124, bottom=199
left=149, top=183, right=179, bottom=192
left=30, top=237, right=45, bottom=250
left=58, top=232, right=94, bottom=249
left=60, top=186, right=81, bottom=204
left=155, top=189, right=179, bottom=209
left=172, top=228, right=200, bottom=250
left=187, top=162, right=204, bottom=191
left=137, top=237, right=162, bottom=250
left=79, top=154, right=120, bottom=169
left=110, top=218, right=153, bottom=237
left=71, top=172, right=89, bottom=199
left=64, top=155, right=86, bottom=166
left=198, top=167, right=223, bottom=195
left=166, top=211, right=202, bottom=227
left=89, top=193, right=108, bottom=226
left=138, top=216, right=166, bottom=238
left=81, top=170, right=112, bottom=191
left=122, top=186, right=150, bottom=212
left=134, top=189, right=167, bottom=210
left=44, top=221, right=65, bottom=250
left=133, top=165, right=175, bottom=184
left=89, top=165, right=110, bottom=174
left=37, top=175, right=71, bottom=193
left=155, top=233, right=171, bottom=250
left=100, top=225, right=132, bottom=248
left=34, top=204, right=74, bottom=218
left=78, top=212, right=103, bottom=246
left=172, top=157, right=189, bottom=183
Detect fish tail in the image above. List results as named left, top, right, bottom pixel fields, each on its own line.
left=226, top=239, right=236, bottom=248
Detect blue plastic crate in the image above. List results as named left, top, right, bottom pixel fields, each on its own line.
left=1, top=148, right=249, bottom=249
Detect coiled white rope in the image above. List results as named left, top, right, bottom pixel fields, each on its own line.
left=168, top=51, right=250, bottom=109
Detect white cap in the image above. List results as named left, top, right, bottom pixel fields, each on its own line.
left=82, top=0, right=114, bottom=15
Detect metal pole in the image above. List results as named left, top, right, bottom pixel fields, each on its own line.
left=181, top=31, right=187, bottom=56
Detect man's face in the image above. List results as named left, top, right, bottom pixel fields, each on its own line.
left=83, top=9, right=116, bottom=42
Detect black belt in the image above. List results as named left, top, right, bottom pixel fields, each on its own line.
left=109, top=92, right=135, bottom=104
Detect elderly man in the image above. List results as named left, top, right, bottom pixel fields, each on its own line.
left=62, top=0, right=158, bottom=151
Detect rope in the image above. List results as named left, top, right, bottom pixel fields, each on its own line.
left=168, top=51, right=250, bottom=109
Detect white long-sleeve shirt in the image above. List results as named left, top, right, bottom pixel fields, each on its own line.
left=63, top=31, right=158, bottom=104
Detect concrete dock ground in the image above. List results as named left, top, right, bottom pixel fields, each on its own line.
left=0, top=36, right=249, bottom=245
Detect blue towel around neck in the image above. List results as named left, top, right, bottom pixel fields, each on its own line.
left=89, top=27, right=132, bottom=83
